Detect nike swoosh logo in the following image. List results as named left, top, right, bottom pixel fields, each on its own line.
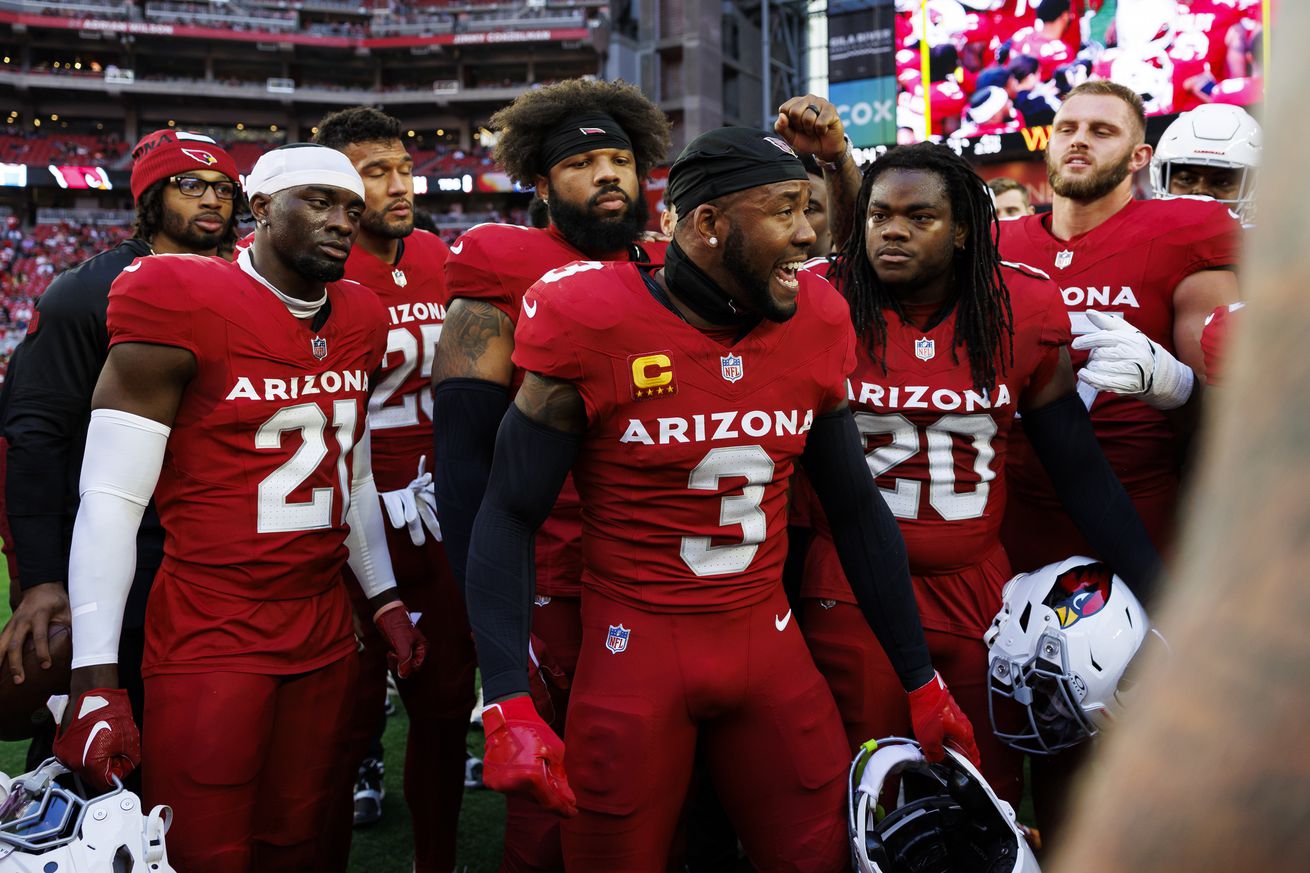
left=775, top=609, right=792, bottom=632
left=450, top=240, right=464, bottom=254
left=122, top=260, right=143, bottom=272
left=523, top=296, right=538, bottom=318
left=83, top=720, right=112, bottom=766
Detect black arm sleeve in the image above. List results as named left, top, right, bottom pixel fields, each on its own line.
left=1022, top=393, right=1162, bottom=605
left=466, top=405, right=579, bottom=703
left=432, top=377, right=510, bottom=588
left=800, top=408, right=935, bottom=691
left=3, top=271, right=107, bottom=589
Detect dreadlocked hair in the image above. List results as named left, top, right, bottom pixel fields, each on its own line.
left=489, top=78, right=671, bottom=184
left=831, top=142, right=1013, bottom=394
left=131, top=176, right=246, bottom=254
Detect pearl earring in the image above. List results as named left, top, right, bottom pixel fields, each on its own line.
left=708, top=237, right=718, bottom=246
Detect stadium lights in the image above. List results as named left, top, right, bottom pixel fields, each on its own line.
left=407, top=130, right=416, bottom=137
left=270, top=124, right=278, bottom=132
left=236, top=123, right=245, bottom=131
left=51, top=114, right=58, bottom=121
left=437, top=129, right=444, bottom=136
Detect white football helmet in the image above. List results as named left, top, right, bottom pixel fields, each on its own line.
left=849, top=737, right=1040, bottom=873
left=0, top=758, right=175, bottom=871
left=985, top=557, right=1161, bottom=754
left=1151, top=103, right=1262, bottom=223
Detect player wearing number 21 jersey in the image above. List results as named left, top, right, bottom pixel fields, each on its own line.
left=465, top=128, right=979, bottom=873
left=56, top=146, right=426, bottom=871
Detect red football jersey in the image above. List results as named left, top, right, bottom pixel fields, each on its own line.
left=1010, top=26, right=1074, bottom=81
left=512, top=262, right=854, bottom=613
left=344, top=229, right=449, bottom=490
left=998, top=198, right=1240, bottom=504
left=1201, top=301, right=1245, bottom=387
left=443, top=222, right=666, bottom=597
left=108, top=252, right=388, bottom=673
left=1172, top=0, right=1245, bottom=82
left=800, top=262, right=1070, bottom=636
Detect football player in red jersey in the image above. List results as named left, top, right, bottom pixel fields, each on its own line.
left=463, top=126, right=978, bottom=873
left=999, top=80, right=1240, bottom=572
left=55, top=144, right=426, bottom=873
left=786, top=138, right=1158, bottom=814
left=997, top=78, right=1239, bottom=835
left=304, top=108, right=471, bottom=873
left=431, top=78, right=671, bottom=873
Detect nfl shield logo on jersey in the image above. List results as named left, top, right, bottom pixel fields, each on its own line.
left=1055, top=249, right=1074, bottom=270
left=605, top=624, right=630, bottom=654
left=915, top=337, right=935, bottom=361
left=391, top=268, right=408, bottom=288
left=310, top=336, right=328, bottom=360
left=720, top=353, right=744, bottom=383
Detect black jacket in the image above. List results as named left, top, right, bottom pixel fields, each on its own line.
left=2, top=238, right=163, bottom=627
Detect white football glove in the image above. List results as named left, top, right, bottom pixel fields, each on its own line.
left=1070, top=310, right=1195, bottom=411
left=380, top=456, right=442, bottom=546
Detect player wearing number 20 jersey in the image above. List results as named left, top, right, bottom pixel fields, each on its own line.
left=108, top=252, right=387, bottom=675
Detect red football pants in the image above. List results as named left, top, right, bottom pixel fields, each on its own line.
left=500, top=593, right=583, bottom=873
left=1001, top=485, right=1178, bottom=575
left=142, top=655, right=357, bottom=873
left=800, top=599, right=1024, bottom=807
left=560, top=587, right=851, bottom=873
left=321, top=526, right=477, bottom=873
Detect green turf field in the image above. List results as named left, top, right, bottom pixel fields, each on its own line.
left=0, top=562, right=506, bottom=872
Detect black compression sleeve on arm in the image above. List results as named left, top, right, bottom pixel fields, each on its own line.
left=466, top=405, right=580, bottom=703
left=432, top=378, right=510, bottom=588
left=801, top=408, right=934, bottom=691
left=1022, top=393, right=1162, bottom=605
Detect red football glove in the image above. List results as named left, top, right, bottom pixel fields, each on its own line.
left=482, top=695, right=577, bottom=817
left=908, top=671, right=981, bottom=767
left=527, top=632, right=570, bottom=725
left=374, top=601, right=428, bottom=679
left=52, top=688, right=140, bottom=792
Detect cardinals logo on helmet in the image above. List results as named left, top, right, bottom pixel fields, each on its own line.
left=1044, top=562, right=1113, bottom=628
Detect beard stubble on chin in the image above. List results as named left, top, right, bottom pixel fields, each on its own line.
left=1047, top=147, right=1134, bottom=201
left=547, top=183, right=648, bottom=254
left=292, top=252, right=347, bottom=283
left=162, top=207, right=224, bottom=251
left=362, top=208, right=413, bottom=240
left=723, top=224, right=796, bottom=323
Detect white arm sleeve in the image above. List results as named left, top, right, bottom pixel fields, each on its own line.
left=344, top=424, right=399, bottom=601
left=69, top=409, right=170, bottom=669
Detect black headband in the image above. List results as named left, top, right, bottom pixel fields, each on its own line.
left=666, top=126, right=809, bottom=217
left=538, top=113, right=634, bottom=174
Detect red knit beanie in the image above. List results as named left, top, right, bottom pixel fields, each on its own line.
left=130, top=130, right=240, bottom=202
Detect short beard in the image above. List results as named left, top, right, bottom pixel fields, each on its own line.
left=361, top=206, right=413, bottom=240
left=160, top=208, right=224, bottom=252
left=292, top=252, right=346, bottom=283
left=723, top=224, right=796, bottom=323
left=1048, top=148, right=1134, bottom=201
left=547, top=183, right=647, bottom=254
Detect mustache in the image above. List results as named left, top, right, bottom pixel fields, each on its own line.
left=588, top=186, right=630, bottom=208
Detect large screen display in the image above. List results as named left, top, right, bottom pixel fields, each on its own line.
left=891, top=0, right=1266, bottom=142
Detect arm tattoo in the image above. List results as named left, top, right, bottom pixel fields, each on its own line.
left=826, top=156, right=864, bottom=252
left=514, top=372, right=586, bottom=434
left=432, top=298, right=513, bottom=384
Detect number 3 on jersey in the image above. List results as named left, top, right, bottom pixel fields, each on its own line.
left=371, top=323, right=442, bottom=429
left=855, top=412, right=997, bottom=521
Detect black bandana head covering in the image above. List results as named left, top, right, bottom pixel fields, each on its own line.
left=538, top=113, right=634, bottom=175
left=666, top=127, right=809, bottom=217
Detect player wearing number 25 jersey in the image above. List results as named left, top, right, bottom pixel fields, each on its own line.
left=57, top=146, right=425, bottom=872
left=465, top=128, right=978, bottom=873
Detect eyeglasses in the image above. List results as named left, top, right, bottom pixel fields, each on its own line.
left=170, top=175, right=237, bottom=200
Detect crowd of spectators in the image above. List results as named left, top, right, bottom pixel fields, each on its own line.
left=897, top=0, right=1264, bottom=141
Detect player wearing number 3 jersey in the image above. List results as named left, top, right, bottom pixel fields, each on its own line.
left=466, top=128, right=977, bottom=873
left=795, top=141, right=1161, bottom=807
left=57, top=145, right=425, bottom=873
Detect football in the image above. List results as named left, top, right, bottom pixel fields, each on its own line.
left=0, top=622, right=71, bottom=741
